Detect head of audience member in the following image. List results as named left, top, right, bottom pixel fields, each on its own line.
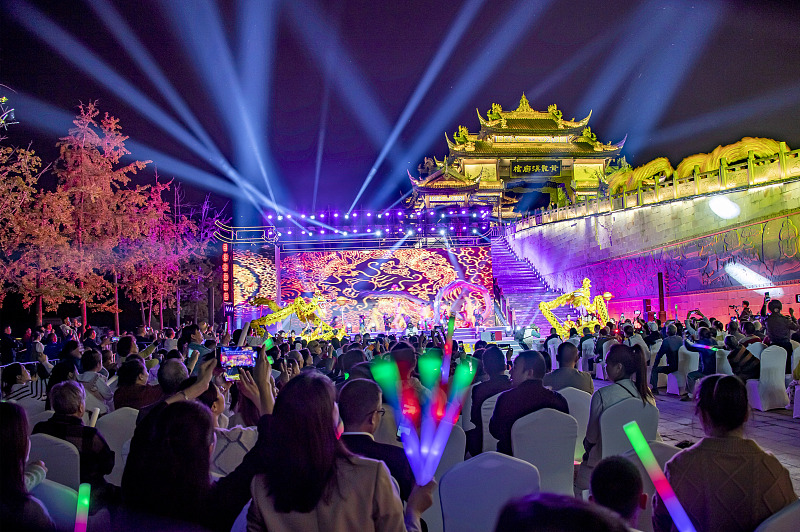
left=163, top=328, right=175, bottom=339
left=599, top=327, right=609, bottom=337
left=60, top=340, right=81, bottom=360
left=164, top=349, right=183, bottom=362
left=157, top=359, right=189, bottom=395
left=697, top=327, right=712, bottom=342
left=300, top=348, right=313, bottom=366
left=474, top=339, right=488, bottom=351
left=0, top=402, right=34, bottom=509
left=666, top=324, right=678, bottom=337
left=727, top=320, right=740, bottom=336
left=623, top=325, right=635, bottom=338
left=495, top=493, right=629, bottom=532
left=279, top=342, right=290, bottom=356
left=724, top=335, right=740, bottom=351
left=1, top=363, right=31, bottom=396
left=330, top=337, right=341, bottom=351
left=346, top=361, right=373, bottom=382
left=123, top=401, right=215, bottom=523
left=287, top=350, right=304, bottom=368
left=46, top=359, right=78, bottom=399
left=116, top=335, right=139, bottom=358
left=117, top=358, right=149, bottom=388
left=740, top=320, right=755, bottom=336
left=229, top=382, right=260, bottom=428
left=510, top=350, right=546, bottom=385
left=605, top=344, right=653, bottom=404
left=338, top=379, right=384, bottom=435
left=50, top=380, right=86, bottom=418
left=556, top=342, right=579, bottom=369
left=483, top=346, right=507, bottom=379
left=340, top=349, right=367, bottom=374
left=569, top=328, right=578, bottom=337
left=177, top=324, right=202, bottom=352
left=187, top=379, right=225, bottom=427
left=549, top=327, right=557, bottom=336
left=263, top=372, right=349, bottom=513
left=390, top=342, right=417, bottom=379
left=582, top=327, right=591, bottom=337
left=590, top=456, right=647, bottom=527
left=102, top=348, right=116, bottom=368
left=767, top=299, right=783, bottom=314
left=81, top=349, right=102, bottom=373
left=696, top=374, right=749, bottom=438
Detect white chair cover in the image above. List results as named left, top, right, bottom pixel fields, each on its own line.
left=481, top=394, right=501, bottom=453
left=374, top=404, right=403, bottom=448
left=421, top=423, right=467, bottom=532
left=28, top=433, right=81, bottom=490
left=602, top=339, right=619, bottom=359
left=746, top=346, right=789, bottom=411
left=27, top=410, right=55, bottom=433
left=667, top=347, right=698, bottom=395
left=511, top=409, right=577, bottom=495
left=792, top=346, right=800, bottom=375
left=461, top=384, right=475, bottom=431
left=715, top=349, right=734, bottom=376
left=547, top=342, right=560, bottom=372
left=747, top=342, right=765, bottom=359
left=581, top=339, right=596, bottom=372
left=96, top=406, right=139, bottom=486
left=621, top=442, right=680, bottom=532
left=440, top=452, right=539, bottom=532
left=30, top=479, right=77, bottom=532
left=599, top=398, right=659, bottom=458
left=230, top=499, right=251, bottom=532
left=754, top=499, right=800, bottom=532
left=83, top=390, right=109, bottom=416
left=647, top=341, right=669, bottom=388
left=558, top=387, right=591, bottom=461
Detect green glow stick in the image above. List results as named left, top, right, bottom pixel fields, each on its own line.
left=74, top=483, right=91, bottom=532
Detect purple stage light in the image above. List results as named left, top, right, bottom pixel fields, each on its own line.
left=461, top=210, right=465, bottom=214
left=345, top=214, right=350, bottom=219
left=321, top=230, right=325, bottom=234
left=301, top=214, right=306, bottom=218
left=320, top=213, right=325, bottom=218
left=310, top=215, right=315, bottom=219
left=267, top=215, right=273, bottom=219
left=462, top=226, right=466, bottom=230
left=430, top=211, right=434, bottom=215
left=472, top=213, right=477, bottom=217
left=287, top=230, right=293, bottom=235
left=287, top=214, right=292, bottom=219
left=353, top=213, right=358, bottom=218
left=366, top=228, right=372, bottom=232
left=376, top=230, right=382, bottom=236
left=334, top=213, right=339, bottom=217
left=398, top=210, right=402, bottom=215
left=471, top=228, right=477, bottom=234
left=450, top=226, right=454, bottom=230
left=367, top=212, right=372, bottom=216
left=378, top=214, right=382, bottom=218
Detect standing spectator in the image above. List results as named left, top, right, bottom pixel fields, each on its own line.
left=466, top=346, right=514, bottom=456
left=1, top=325, right=21, bottom=364
left=649, top=324, right=682, bottom=395
left=680, top=327, right=717, bottom=401
left=764, top=299, right=798, bottom=373
left=77, top=349, right=114, bottom=412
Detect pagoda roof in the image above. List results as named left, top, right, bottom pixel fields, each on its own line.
left=476, top=95, right=592, bottom=134
left=408, top=163, right=480, bottom=193
left=445, top=136, right=625, bottom=157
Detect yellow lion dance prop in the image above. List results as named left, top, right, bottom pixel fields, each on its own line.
left=538, top=278, right=611, bottom=338
left=249, top=296, right=346, bottom=341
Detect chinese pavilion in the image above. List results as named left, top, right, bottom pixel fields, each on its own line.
left=407, top=94, right=626, bottom=219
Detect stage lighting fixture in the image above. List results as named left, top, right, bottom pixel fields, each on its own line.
left=472, top=229, right=477, bottom=234
left=709, top=196, right=740, bottom=219
left=407, top=230, right=413, bottom=236
left=430, top=211, right=434, bottom=215
left=461, top=210, right=465, bottom=214
left=378, top=214, right=382, bottom=218
left=345, top=214, right=350, bottom=219
left=301, top=231, right=306, bottom=235
left=310, top=215, right=315, bottom=219
left=334, top=213, right=339, bottom=217
left=287, top=230, right=293, bottom=235
left=472, top=213, right=477, bottom=218
left=397, top=211, right=402, bottom=215
left=267, top=215, right=273, bottom=219
left=450, top=226, right=454, bottom=230
left=287, top=215, right=292, bottom=219
left=367, top=228, right=372, bottom=232
left=277, top=215, right=283, bottom=220
left=353, top=213, right=358, bottom=218
left=482, top=225, right=487, bottom=229
left=320, top=230, right=325, bottom=234
left=343, top=231, right=349, bottom=236
left=462, top=226, right=467, bottom=230
left=376, top=230, right=382, bottom=236
left=439, top=229, right=446, bottom=235
left=367, top=212, right=372, bottom=216
left=320, top=214, right=325, bottom=218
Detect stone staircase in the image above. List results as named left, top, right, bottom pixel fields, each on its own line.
left=490, top=236, right=569, bottom=332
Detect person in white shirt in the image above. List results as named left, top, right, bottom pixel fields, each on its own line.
left=76, top=350, right=114, bottom=412
left=621, top=325, right=649, bottom=356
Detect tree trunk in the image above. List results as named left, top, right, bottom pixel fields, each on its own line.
left=159, top=291, right=164, bottom=330
left=35, top=273, right=43, bottom=327
left=113, top=272, right=120, bottom=335
left=148, top=298, right=154, bottom=329
left=176, top=286, right=181, bottom=328
left=209, top=285, right=214, bottom=329
left=80, top=281, right=87, bottom=326
left=140, top=301, right=146, bottom=327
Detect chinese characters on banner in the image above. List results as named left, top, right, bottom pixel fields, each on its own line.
left=511, top=160, right=562, bottom=178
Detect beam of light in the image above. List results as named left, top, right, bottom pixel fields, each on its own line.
left=607, top=1, right=725, bottom=157
left=284, top=0, right=407, bottom=166
left=576, top=0, right=681, bottom=121
left=159, top=0, right=280, bottom=205
left=623, top=422, right=696, bottom=532
left=708, top=196, right=740, bottom=219
left=348, top=0, right=486, bottom=212
left=723, top=263, right=784, bottom=298
left=373, top=0, right=554, bottom=206
left=381, top=189, right=414, bottom=215
left=312, top=76, right=331, bottom=213
left=74, top=483, right=91, bottom=532
left=647, top=82, right=800, bottom=148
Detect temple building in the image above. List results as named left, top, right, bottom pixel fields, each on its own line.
left=407, top=94, right=626, bottom=218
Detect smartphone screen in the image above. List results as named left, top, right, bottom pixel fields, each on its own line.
left=220, top=346, right=255, bottom=368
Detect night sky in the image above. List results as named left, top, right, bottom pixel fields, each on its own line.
left=2, top=0, right=799, bottom=217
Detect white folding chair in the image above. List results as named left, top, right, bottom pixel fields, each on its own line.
left=792, top=346, right=799, bottom=375
left=230, top=499, right=251, bottom=532
left=83, top=390, right=109, bottom=416
left=511, top=409, right=577, bottom=495
left=481, top=393, right=501, bottom=453
left=28, top=433, right=81, bottom=490
left=667, top=347, right=698, bottom=395
left=754, top=499, right=800, bottom=532
left=95, top=406, right=138, bottom=486
left=715, top=349, right=734, bottom=376
left=581, top=339, right=596, bottom=372
left=547, top=342, right=561, bottom=373
left=647, top=340, right=669, bottom=388
left=421, top=423, right=466, bottom=532
left=461, top=384, right=475, bottom=431
left=440, top=452, right=539, bottom=532
left=374, top=404, right=403, bottom=448
left=621, top=442, right=680, bottom=532
left=30, top=479, right=77, bottom=532
left=27, top=410, right=55, bottom=433
left=746, top=346, right=789, bottom=411
left=747, top=342, right=765, bottom=359
left=599, top=398, right=659, bottom=458
left=558, top=387, right=591, bottom=462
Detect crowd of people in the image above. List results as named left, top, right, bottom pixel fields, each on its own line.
left=0, top=296, right=797, bottom=531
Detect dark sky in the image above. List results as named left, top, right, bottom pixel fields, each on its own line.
left=2, top=0, right=799, bottom=217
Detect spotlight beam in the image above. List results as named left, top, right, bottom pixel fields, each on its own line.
left=348, top=0, right=486, bottom=212
left=312, top=73, right=332, bottom=213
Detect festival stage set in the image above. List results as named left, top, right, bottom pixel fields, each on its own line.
left=215, top=95, right=800, bottom=342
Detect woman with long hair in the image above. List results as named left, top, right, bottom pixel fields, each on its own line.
left=576, top=343, right=655, bottom=492
left=0, top=402, right=55, bottom=531
left=247, top=372, right=433, bottom=531
left=654, top=375, right=796, bottom=531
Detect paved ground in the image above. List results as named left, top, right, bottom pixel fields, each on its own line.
left=595, top=380, right=800, bottom=492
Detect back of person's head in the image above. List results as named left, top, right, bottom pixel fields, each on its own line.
left=483, top=346, right=507, bottom=377
left=1, top=362, right=24, bottom=395
left=61, top=340, right=80, bottom=356
left=728, top=320, right=740, bottom=334
left=495, top=492, right=629, bottom=532
left=606, top=344, right=653, bottom=404
left=116, top=336, right=135, bottom=357
left=117, top=358, right=146, bottom=387
left=46, top=359, right=77, bottom=394
left=623, top=325, right=634, bottom=337
left=767, top=299, right=782, bottom=313
left=697, top=327, right=712, bottom=340
left=696, top=374, right=748, bottom=433
left=590, top=456, right=644, bottom=522
left=51, top=380, right=85, bottom=415
left=81, top=349, right=102, bottom=372
left=569, top=328, right=578, bottom=337
left=514, top=350, right=546, bottom=380
left=164, top=349, right=182, bottom=361
left=742, top=321, right=755, bottom=335
left=474, top=340, right=488, bottom=350
left=724, top=335, right=740, bottom=351
left=338, top=378, right=381, bottom=428
left=667, top=324, right=677, bottom=336
left=0, top=402, right=30, bottom=502
left=549, top=328, right=557, bottom=335
left=556, top=342, right=578, bottom=368
left=265, top=372, right=350, bottom=513
left=340, top=349, right=366, bottom=372
left=157, top=359, right=188, bottom=395
left=582, top=327, right=590, bottom=335
left=346, top=361, right=373, bottom=381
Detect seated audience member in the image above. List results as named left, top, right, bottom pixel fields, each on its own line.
left=44, top=358, right=78, bottom=410
left=739, top=320, right=760, bottom=346
left=727, top=319, right=745, bottom=341
left=622, top=325, right=649, bottom=354
left=113, top=358, right=165, bottom=410
left=1, top=362, right=46, bottom=409
left=649, top=323, right=682, bottom=395
left=161, top=328, right=178, bottom=351
left=590, top=456, right=647, bottom=528
left=101, top=349, right=117, bottom=379
left=338, top=378, right=414, bottom=500
left=59, top=340, right=83, bottom=372
left=466, top=346, right=514, bottom=456
left=77, top=349, right=114, bottom=410
left=543, top=342, right=594, bottom=394
left=247, top=372, right=433, bottom=531
left=577, top=344, right=655, bottom=492
left=495, top=493, right=629, bottom=532
left=0, top=402, right=55, bottom=531
left=489, top=350, right=569, bottom=455
left=228, top=383, right=261, bottom=428
left=539, top=350, right=552, bottom=373
left=724, top=336, right=760, bottom=381
left=653, top=375, right=797, bottom=532
left=680, top=327, right=717, bottom=401
left=32, top=381, right=115, bottom=504
left=116, top=335, right=156, bottom=361
left=566, top=328, right=581, bottom=346
left=544, top=328, right=561, bottom=354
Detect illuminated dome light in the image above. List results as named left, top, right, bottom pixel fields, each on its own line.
left=709, top=196, right=741, bottom=219
left=301, top=214, right=306, bottom=218
left=724, top=263, right=784, bottom=297
left=439, top=229, right=446, bottom=235
left=310, top=215, right=315, bottom=219
left=376, top=230, right=382, bottom=236
left=344, top=214, right=350, bottom=219
left=343, top=231, right=349, bottom=236
left=407, top=230, right=413, bottom=236
left=277, top=215, right=283, bottom=221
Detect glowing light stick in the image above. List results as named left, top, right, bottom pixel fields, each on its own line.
left=623, top=422, right=696, bottom=532
left=74, top=483, right=91, bottom=532
left=441, top=297, right=462, bottom=383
